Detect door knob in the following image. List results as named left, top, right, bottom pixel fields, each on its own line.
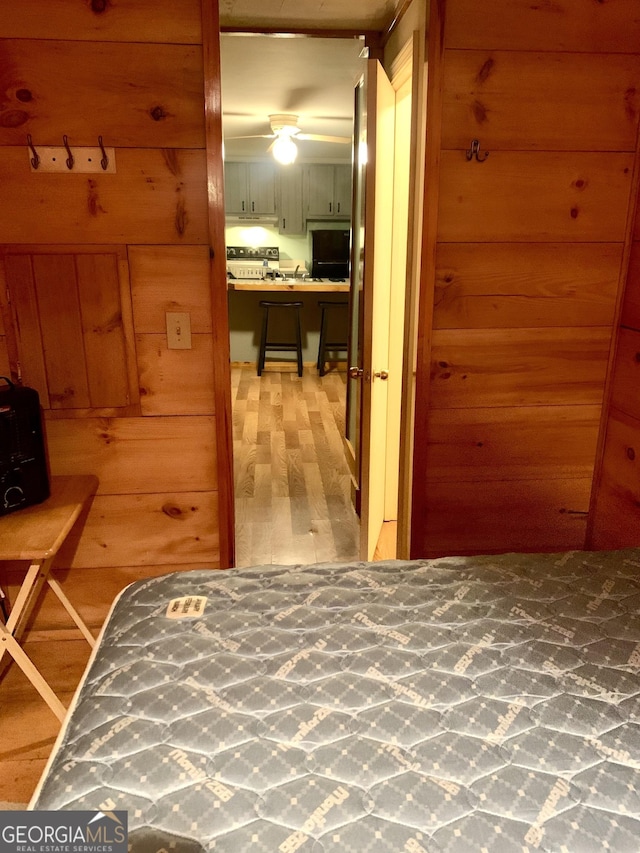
left=348, top=366, right=364, bottom=379
left=373, top=370, right=389, bottom=381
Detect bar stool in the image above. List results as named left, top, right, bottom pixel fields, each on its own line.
left=257, top=300, right=304, bottom=377
left=317, top=300, right=349, bottom=376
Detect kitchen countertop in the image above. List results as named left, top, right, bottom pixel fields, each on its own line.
left=228, top=279, right=350, bottom=292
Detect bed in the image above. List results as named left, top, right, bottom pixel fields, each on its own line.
left=30, top=550, right=640, bottom=851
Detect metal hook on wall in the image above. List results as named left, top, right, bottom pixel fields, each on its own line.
left=466, top=139, right=489, bottom=163
left=27, top=134, right=40, bottom=170
left=63, top=135, right=74, bottom=170
left=98, top=135, right=109, bottom=171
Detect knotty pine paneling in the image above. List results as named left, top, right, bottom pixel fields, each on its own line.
left=442, top=51, right=640, bottom=152
left=0, top=0, right=202, bottom=44
left=3, top=250, right=135, bottom=411
left=129, top=245, right=212, bottom=334
left=136, top=334, right=216, bottom=416
left=435, top=243, right=621, bottom=329
left=445, top=0, right=640, bottom=52
left=430, top=327, right=612, bottom=409
left=425, top=405, right=601, bottom=482
left=437, top=151, right=633, bottom=242
left=33, top=254, right=92, bottom=408
left=421, top=478, right=591, bottom=557
left=0, top=298, right=7, bottom=374
left=0, top=40, right=205, bottom=147
left=1, top=254, right=49, bottom=404
left=621, top=244, right=640, bottom=331
left=0, top=336, right=8, bottom=375
left=590, top=410, right=640, bottom=550
left=609, top=327, right=640, bottom=421
left=55, top=492, right=220, bottom=569
left=0, top=148, right=208, bottom=244
left=46, top=416, right=217, bottom=494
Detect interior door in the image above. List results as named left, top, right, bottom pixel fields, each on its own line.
left=345, top=59, right=396, bottom=560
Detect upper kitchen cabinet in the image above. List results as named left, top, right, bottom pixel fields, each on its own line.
left=278, top=164, right=305, bottom=235
left=304, top=164, right=352, bottom=219
left=224, top=162, right=276, bottom=216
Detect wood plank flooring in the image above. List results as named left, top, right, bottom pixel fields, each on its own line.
left=232, top=364, right=360, bottom=567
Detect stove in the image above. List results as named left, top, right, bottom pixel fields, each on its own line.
left=226, top=246, right=280, bottom=280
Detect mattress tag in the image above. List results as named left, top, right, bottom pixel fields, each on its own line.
left=166, top=595, right=207, bottom=618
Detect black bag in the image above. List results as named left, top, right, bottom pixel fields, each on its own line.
left=0, top=376, right=50, bottom=515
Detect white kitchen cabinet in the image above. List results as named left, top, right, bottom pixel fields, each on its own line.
left=224, top=162, right=276, bottom=215
left=277, top=164, right=305, bottom=234
left=304, top=164, right=352, bottom=219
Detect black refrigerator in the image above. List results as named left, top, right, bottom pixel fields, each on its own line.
left=310, top=229, right=350, bottom=279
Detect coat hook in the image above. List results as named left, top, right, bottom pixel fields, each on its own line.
left=63, top=134, right=74, bottom=170
left=98, top=135, right=109, bottom=170
left=27, top=134, right=40, bottom=169
left=466, top=139, right=489, bottom=162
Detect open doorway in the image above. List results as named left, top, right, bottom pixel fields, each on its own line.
left=220, top=33, right=365, bottom=566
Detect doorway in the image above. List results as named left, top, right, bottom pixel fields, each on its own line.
left=220, top=33, right=365, bottom=567
left=219, top=31, right=420, bottom=567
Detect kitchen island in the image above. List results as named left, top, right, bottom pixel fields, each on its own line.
left=228, top=279, right=350, bottom=369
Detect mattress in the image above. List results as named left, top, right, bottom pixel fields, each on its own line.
left=30, top=551, right=640, bottom=851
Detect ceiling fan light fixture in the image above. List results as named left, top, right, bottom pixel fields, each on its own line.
left=272, top=134, right=298, bottom=165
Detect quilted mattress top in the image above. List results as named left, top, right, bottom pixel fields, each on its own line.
left=31, top=550, right=640, bottom=851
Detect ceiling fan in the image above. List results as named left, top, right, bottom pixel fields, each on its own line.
left=226, top=114, right=351, bottom=164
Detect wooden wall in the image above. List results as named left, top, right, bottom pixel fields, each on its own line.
left=589, top=194, right=640, bottom=547
left=0, top=0, right=230, bottom=628
left=412, top=0, right=640, bottom=557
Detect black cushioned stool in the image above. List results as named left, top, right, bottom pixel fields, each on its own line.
left=317, top=300, right=349, bottom=376
left=257, top=300, right=304, bottom=377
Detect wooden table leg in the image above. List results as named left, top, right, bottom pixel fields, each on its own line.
left=4, top=560, right=49, bottom=641
left=46, top=576, right=95, bottom=647
left=0, top=625, right=66, bottom=721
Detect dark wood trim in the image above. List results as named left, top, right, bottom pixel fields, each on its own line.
left=201, top=0, right=236, bottom=568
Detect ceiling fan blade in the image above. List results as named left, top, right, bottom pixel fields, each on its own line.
left=297, top=133, right=351, bottom=144
left=225, top=134, right=276, bottom=141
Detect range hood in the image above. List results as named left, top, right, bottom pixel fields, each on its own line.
left=225, top=213, right=279, bottom=224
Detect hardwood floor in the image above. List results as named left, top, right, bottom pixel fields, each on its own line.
left=232, top=363, right=360, bottom=567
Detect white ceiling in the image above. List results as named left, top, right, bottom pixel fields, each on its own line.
left=219, top=0, right=401, bottom=32
left=219, top=0, right=404, bottom=163
left=221, top=35, right=366, bottom=162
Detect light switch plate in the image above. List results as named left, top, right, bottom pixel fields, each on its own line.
left=166, top=312, right=192, bottom=349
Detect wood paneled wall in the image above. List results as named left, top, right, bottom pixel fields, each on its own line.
left=0, top=0, right=229, bottom=623
left=412, top=0, right=640, bottom=557
left=589, top=205, right=640, bottom=547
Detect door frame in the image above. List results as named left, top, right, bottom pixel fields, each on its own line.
left=202, top=0, right=235, bottom=568
left=396, top=28, right=429, bottom=559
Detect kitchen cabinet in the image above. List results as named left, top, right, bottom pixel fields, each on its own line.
left=304, top=164, right=352, bottom=219
left=224, top=162, right=276, bottom=216
left=277, top=164, right=305, bottom=234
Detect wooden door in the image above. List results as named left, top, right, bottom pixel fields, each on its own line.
left=346, top=59, right=396, bottom=560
